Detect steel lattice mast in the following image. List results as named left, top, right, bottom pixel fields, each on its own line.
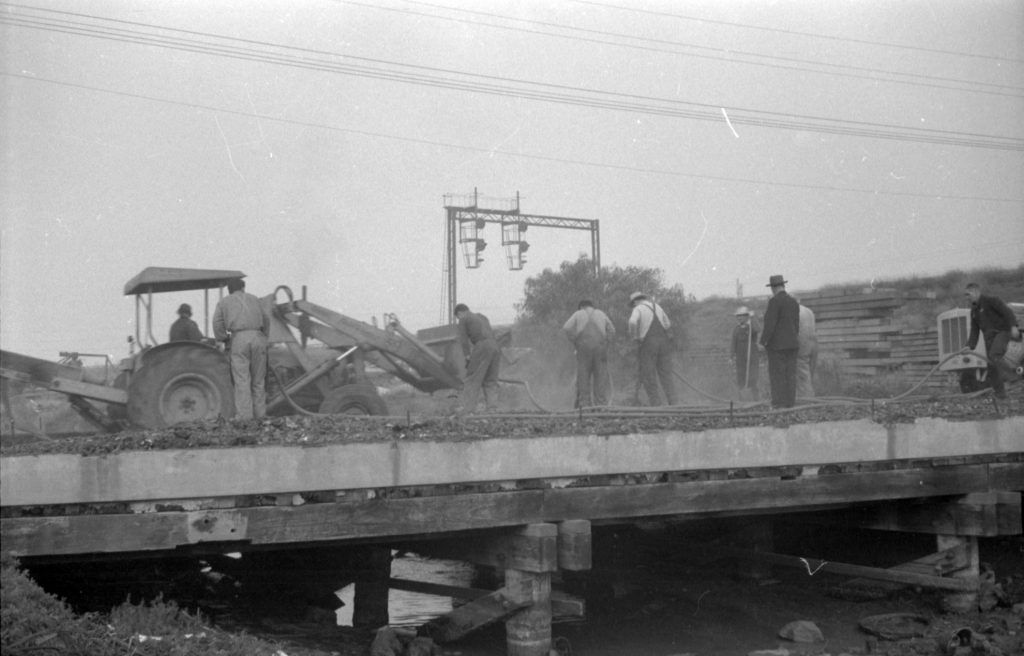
left=442, top=189, right=600, bottom=323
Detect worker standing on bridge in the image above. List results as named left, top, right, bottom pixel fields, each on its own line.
left=563, top=299, right=616, bottom=407
left=213, top=279, right=270, bottom=420
left=628, top=292, right=677, bottom=406
left=731, top=306, right=759, bottom=401
left=965, top=282, right=1020, bottom=401
left=796, top=301, right=818, bottom=399
left=454, top=303, right=501, bottom=414
left=169, top=304, right=203, bottom=342
left=760, top=275, right=800, bottom=408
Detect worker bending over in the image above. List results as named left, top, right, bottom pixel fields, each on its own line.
left=454, top=303, right=501, bottom=414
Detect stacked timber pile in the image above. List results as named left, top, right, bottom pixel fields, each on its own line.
left=799, top=289, right=942, bottom=389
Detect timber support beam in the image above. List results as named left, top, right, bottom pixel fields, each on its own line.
left=412, top=520, right=590, bottom=655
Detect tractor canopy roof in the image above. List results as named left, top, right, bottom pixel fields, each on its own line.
left=124, top=267, right=246, bottom=295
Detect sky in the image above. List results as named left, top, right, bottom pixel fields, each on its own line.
left=2, top=0, right=1022, bottom=361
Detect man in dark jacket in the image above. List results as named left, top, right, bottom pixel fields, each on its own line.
left=169, top=304, right=203, bottom=342
left=454, top=303, right=501, bottom=413
left=759, top=275, right=800, bottom=408
left=965, top=283, right=1021, bottom=400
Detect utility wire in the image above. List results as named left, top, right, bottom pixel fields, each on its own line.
left=5, top=71, right=1022, bottom=204
left=354, top=0, right=1024, bottom=98
left=571, top=0, right=1024, bottom=65
left=2, top=5, right=1022, bottom=151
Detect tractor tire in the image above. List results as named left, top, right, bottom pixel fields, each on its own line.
left=319, top=384, right=388, bottom=416
left=127, top=345, right=234, bottom=429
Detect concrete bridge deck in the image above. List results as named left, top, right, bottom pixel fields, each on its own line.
left=2, top=415, right=1022, bottom=558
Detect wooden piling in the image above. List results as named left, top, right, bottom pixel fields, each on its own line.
left=352, top=545, right=391, bottom=628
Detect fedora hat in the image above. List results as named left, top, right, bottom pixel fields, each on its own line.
left=766, top=274, right=788, bottom=287
left=177, top=303, right=192, bottom=316
left=734, top=306, right=751, bottom=316
left=629, top=291, right=648, bottom=303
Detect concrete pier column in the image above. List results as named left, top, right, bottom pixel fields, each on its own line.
left=938, top=534, right=979, bottom=613
left=504, top=523, right=556, bottom=656
left=505, top=568, right=552, bottom=656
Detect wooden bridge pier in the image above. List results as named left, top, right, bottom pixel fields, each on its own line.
left=713, top=491, right=1021, bottom=611
left=400, top=520, right=590, bottom=656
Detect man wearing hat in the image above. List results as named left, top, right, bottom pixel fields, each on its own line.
left=169, top=303, right=203, bottom=342
left=730, top=306, right=759, bottom=401
left=627, top=291, right=677, bottom=406
left=759, top=275, right=800, bottom=408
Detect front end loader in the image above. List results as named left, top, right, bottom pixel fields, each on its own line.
left=1, top=268, right=467, bottom=433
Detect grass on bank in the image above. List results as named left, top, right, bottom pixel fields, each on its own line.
left=0, top=555, right=335, bottom=656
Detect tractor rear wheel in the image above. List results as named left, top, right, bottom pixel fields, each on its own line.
left=319, top=384, right=388, bottom=416
left=127, top=345, right=234, bottom=428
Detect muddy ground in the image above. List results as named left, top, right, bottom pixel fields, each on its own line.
left=25, top=523, right=1019, bottom=656
left=209, top=526, right=1023, bottom=656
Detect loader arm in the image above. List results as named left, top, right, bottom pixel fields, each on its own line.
left=1, top=349, right=127, bottom=433
left=275, top=300, right=463, bottom=393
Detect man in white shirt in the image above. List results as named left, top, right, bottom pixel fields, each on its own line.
left=213, top=279, right=269, bottom=419
left=627, top=292, right=677, bottom=406
left=563, top=299, right=616, bottom=407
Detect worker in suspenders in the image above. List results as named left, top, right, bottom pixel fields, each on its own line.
left=627, top=292, right=677, bottom=406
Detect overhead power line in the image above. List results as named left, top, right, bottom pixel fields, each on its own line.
left=571, top=0, right=1024, bottom=65
left=359, top=0, right=1024, bottom=98
left=2, top=5, right=1021, bottom=151
left=5, top=71, right=1023, bottom=204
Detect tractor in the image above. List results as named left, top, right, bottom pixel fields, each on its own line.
left=1, top=268, right=468, bottom=432
left=936, top=301, right=1024, bottom=393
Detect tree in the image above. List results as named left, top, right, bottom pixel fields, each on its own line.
left=515, top=255, right=689, bottom=348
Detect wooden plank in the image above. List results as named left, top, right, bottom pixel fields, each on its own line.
left=800, top=293, right=901, bottom=306
left=5, top=417, right=1022, bottom=507
left=816, top=309, right=896, bottom=321
left=4, top=463, right=1019, bottom=557
left=817, top=325, right=901, bottom=336
left=717, top=545, right=978, bottom=592
left=419, top=585, right=531, bottom=643
left=389, top=577, right=489, bottom=600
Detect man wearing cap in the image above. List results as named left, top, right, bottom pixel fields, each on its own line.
left=730, top=306, right=759, bottom=401
left=759, top=275, right=800, bottom=408
left=213, top=279, right=270, bottom=420
left=454, top=303, right=501, bottom=413
left=563, top=299, right=616, bottom=407
left=628, top=292, right=677, bottom=406
left=169, top=304, right=203, bottom=342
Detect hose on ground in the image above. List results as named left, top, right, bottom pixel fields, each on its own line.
left=471, top=348, right=1013, bottom=420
